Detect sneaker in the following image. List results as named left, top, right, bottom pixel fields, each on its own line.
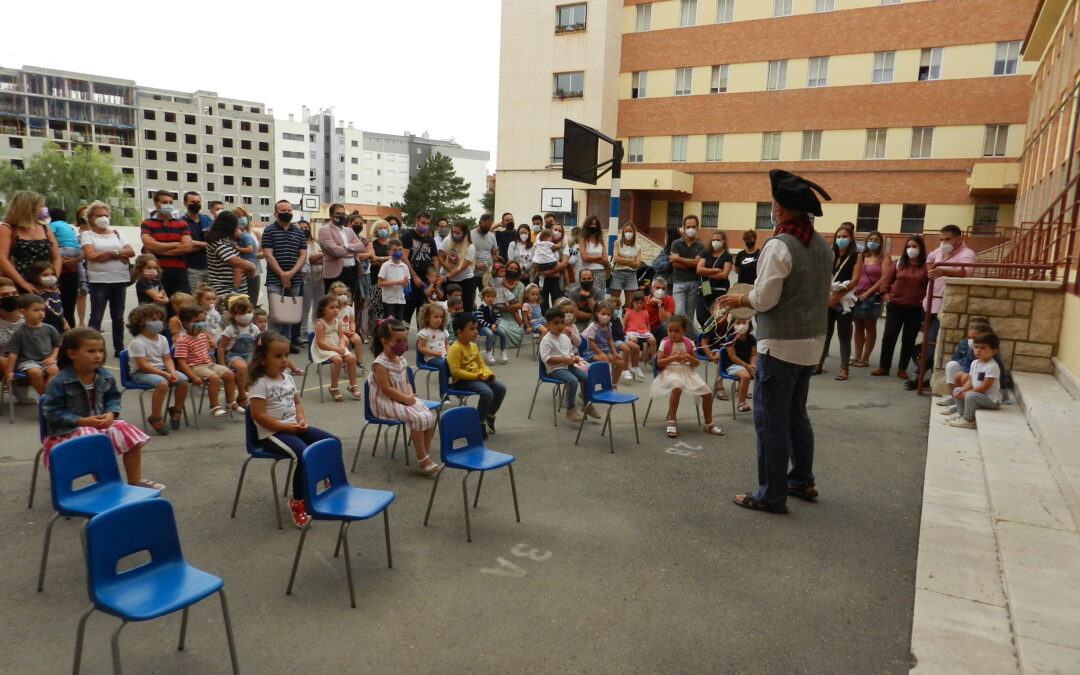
left=621, top=371, right=634, bottom=382
left=566, top=408, right=583, bottom=422
left=948, top=418, right=976, bottom=429
left=939, top=406, right=957, bottom=416
left=499, top=350, right=509, bottom=364
left=484, top=351, right=496, bottom=365
left=946, top=414, right=962, bottom=422
left=585, top=403, right=602, bottom=420
left=631, top=366, right=645, bottom=379
left=935, top=396, right=953, bottom=406
left=289, top=498, right=311, bottom=529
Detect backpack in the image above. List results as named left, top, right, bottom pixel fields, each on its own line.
left=650, top=249, right=673, bottom=274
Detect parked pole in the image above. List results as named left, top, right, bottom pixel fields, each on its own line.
left=608, top=141, right=624, bottom=258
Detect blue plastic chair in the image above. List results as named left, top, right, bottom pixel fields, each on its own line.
left=38, top=434, right=161, bottom=592
left=415, top=344, right=439, bottom=399
left=286, top=437, right=395, bottom=609
left=2, top=369, right=29, bottom=423
left=72, top=499, right=239, bottom=674
left=119, top=350, right=177, bottom=433
left=575, top=362, right=640, bottom=454
left=716, top=349, right=743, bottom=420
left=352, top=380, right=406, bottom=483
left=516, top=326, right=541, bottom=360
left=423, top=406, right=520, bottom=542
left=229, top=407, right=296, bottom=530
left=527, top=357, right=566, bottom=427
left=437, top=359, right=479, bottom=408
left=27, top=398, right=47, bottom=508
left=695, top=332, right=716, bottom=384
left=642, top=354, right=702, bottom=427
left=299, top=331, right=332, bottom=402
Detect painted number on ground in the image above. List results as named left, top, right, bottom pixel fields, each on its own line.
left=480, top=543, right=553, bottom=577
left=665, top=441, right=701, bottom=457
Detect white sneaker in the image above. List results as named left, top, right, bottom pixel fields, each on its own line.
left=621, top=371, right=634, bottom=382
left=631, top=366, right=645, bottom=379
left=948, top=418, right=976, bottom=429
left=484, top=351, right=496, bottom=365
left=499, top=350, right=509, bottom=364
left=935, top=396, right=953, bottom=406
left=939, top=406, right=957, bottom=416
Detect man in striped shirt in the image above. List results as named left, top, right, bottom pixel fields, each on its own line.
left=140, top=190, right=194, bottom=301
left=262, top=200, right=308, bottom=349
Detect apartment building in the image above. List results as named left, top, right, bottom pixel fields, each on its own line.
left=496, top=0, right=1038, bottom=238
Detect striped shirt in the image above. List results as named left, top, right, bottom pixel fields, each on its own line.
left=173, top=332, right=214, bottom=366
left=261, top=223, right=307, bottom=286
left=140, top=218, right=190, bottom=269
left=207, top=238, right=240, bottom=295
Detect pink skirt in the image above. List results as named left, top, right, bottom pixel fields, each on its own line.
left=43, top=421, right=150, bottom=468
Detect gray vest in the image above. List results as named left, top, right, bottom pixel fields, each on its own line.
left=754, top=232, right=832, bottom=340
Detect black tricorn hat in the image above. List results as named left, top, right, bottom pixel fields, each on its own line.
left=769, top=170, right=832, bottom=217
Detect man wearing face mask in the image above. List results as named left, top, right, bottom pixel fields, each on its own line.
left=716, top=169, right=833, bottom=514
left=645, top=278, right=675, bottom=341
left=208, top=201, right=224, bottom=219
left=400, top=210, right=438, bottom=324
left=495, top=212, right=516, bottom=263
left=906, top=223, right=976, bottom=390
left=181, top=191, right=212, bottom=292
left=318, top=203, right=363, bottom=296
left=735, top=230, right=761, bottom=286
left=669, top=215, right=705, bottom=330
left=140, top=190, right=194, bottom=299
left=471, top=213, right=498, bottom=292
left=543, top=213, right=558, bottom=229
left=262, top=200, right=308, bottom=348
left=531, top=214, right=543, bottom=235
left=566, top=268, right=605, bottom=331
left=434, top=217, right=451, bottom=249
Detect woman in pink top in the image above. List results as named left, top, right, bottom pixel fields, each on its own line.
left=851, top=231, right=890, bottom=367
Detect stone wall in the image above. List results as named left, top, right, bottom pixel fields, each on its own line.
left=937, top=278, right=1064, bottom=375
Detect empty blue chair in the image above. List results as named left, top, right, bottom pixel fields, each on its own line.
left=119, top=350, right=176, bottom=433
left=423, top=406, right=520, bottom=542
left=415, top=343, right=439, bottom=399
left=437, top=359, right=479, bottom=408
left=527, top=357, right=565, bottom=427
left=695, top=332, right=716, bottom=384
left=2, top=369, right=29, bottom=423
left=38, top=434, right=161, bottom=592
left=299, top=331, right=332, bottom=402
left=72, top=499, right=239, bottom=674
left=642, top=353, right=702, bottom=427
left=230, top=407, right=296, bottom=530
left=286, top=437, right=395, bottom=608
left=516, top=326, right=541, bottom=360
left=574, top=362, right=640, bottom=454
left=27, top=398, right=47, bottom=508
left=352, top=380, right=406, bottom=483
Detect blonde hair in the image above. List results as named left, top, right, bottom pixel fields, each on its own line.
left=3, top=190, right=45, bottom=229
left=419, top=303, right=446, bottom=328
left=169, top=292, right=195, bottom=310
left=372, top=219, right=389, bottom=237
left=328, top=281, right=351, bottom=302
left=232, top=205, right=251, bottom=220
left=85, top=200, right=110, bottom=227
left=554, top=297, right=574, bottom=312
left=131, top=254, right=159, bottom=284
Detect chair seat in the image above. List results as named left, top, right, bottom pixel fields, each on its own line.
left=417, top=363, right=438, bottom=372
left=310, top=486, right=395, bottom=521
left=447, top=388, right=475, bottom=398
left=443, top=446, right=515, bottom=472
left=93, top=560, right=223, bottom=621
left=539, top=375, right=563, bottom=385
left=420, top=398, right=442, bottom=411
left=59, top=484, right=160, bottom=518
left=590, top=390, right=639, bottom=405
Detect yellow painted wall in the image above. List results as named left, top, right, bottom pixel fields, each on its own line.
left=651, top=70, right=676, bottom=97
left=728, top=62, right=768, bottom=93
left=826, top=53, right=872, bottom=87
left=686, top=134, right=707, bottom=162
left=633, top=0, right=950, bottom=32
left=650, top=199, right=668, bottom=227
left=690, top=66, right=712, bottom=95
left=1058, top=292, right=1080, bottom=380
left=925, top=205, right=973, bottom=228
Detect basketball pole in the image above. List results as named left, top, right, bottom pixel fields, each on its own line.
left=608, top=140, right=624, bottom=258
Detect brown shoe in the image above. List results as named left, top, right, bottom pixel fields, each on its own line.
left=870, top=368, right=889, bottom=376
left=897, top=370, right=909, bottom=380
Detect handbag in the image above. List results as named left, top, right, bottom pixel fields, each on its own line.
left=267, top=291, right=302, bottom=325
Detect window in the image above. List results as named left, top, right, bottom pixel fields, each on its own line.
left=206, top=182, right=215, bottom=192
left=767, top=60, right=787, bottom=90
left=801, top=131, right=822, bottom=160
left=206, top=163, right=214, bottom=172
left=259, top=160, right=269, bottom=170
left=122, top=167, right=134, bottom=176
left=282, top=150, right=305, bottom=159
left=224, top=175, right=235, bottom=185
left=710, top=65, right=729, bottom=93
left=206, top=144, right=214, bottom=153
left=223, top=138, right=234, bottom=149
left=166, top=171, right=178, bottom=182
left=351, top=157, right=358, bottom=164
left=222, top=119, right=233, bottom=130
left=807, top=57, right=829, bottom=87
left=910, top=127, right=934, bottom=158
left=856, top=203, right=880, bottom=232
left=755, top=203, right=773, bottom=229
left=143, top=110, right=155, bottom=120
left=713, top=0, right=734, bottom=23
left=240, top=121, right=251, bottom=132
left=873, top=51, right=895, bottom=83
left=702, top=202, right=719, bottom=228
left=145, top=169, right=158, bottom=180
left=671, top=135, right=688, bottom=162
left=983, top=125, right=1009, bottom=157
left=205, top=125, right=213, bottom=134
left=260, top=197, right=270, bottom=206
left=555, top=3, right=586, bottom=33
left=994, top=42, right=1021, bottom=76
left=165, top=151, right=177, bottom=162
left=223, top=156, right=234, bottom=167
left=900, top=204, right=926, bottom=233
left=865, top=129, right=888, bottom=159
left=240, top=140, right=251, bottom=150
left=774, top=0, right=792, bottom=17
left=972, top=205, right=999, bottom=236
left=881, top=0, right=900, bottom=4
left=258, top=123, right=269, bottom=133
left=351, top=173, right=359, bottom=181
left=282, top=132, right=304, bottom=141
left=164, top=131, right=176, bottom=143
left=679, top=0, right=697, bottom=27
left=761, top=132, right=782, bottom=161
left=706, top=134, right=723, bottom=161
left=553, top=72, right=584, bottom=99
left=551, top=137, right=565, bottom=165
left=632, top=71, right=647, bottom=99
left=815, top=0, right=834, bottom=11
left=144, top=130, right=156, bottom=141
left=8, top=137, right=22, bottom=149
left=675, top=68, right=693, bottom=96
left=259, top=178, right=269, bottom=188
left=666, top=201, right=684, bottom=227
left=185, top=153, right=196, bottom=163
left=121, top=147, right=133, bottom=158
left=635, top=3, right=651, bottom=31
left=145, top=150, right=158, bottom=160
left=283, top=168, right=304, bottom=176
left=241, top=158, right=252, bottom=168
left=164, top=112, right=176, bottom=123
left=184, top=114, right=195, bottom=124
left=184, top=134, right=196, bottom=145
left=919, top=48, right=943, bottom=81
left=628, top=137, right=644, bottom=163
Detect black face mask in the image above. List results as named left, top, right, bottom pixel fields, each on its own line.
left=187, top=203, right=202, bottom=215
left=0, top=296, right=17, bottom=312
left=352, top=225, right=364, bottom=235
left=505, top=270, right=519, bottom=280
left=506, top=222, right=515, bottom=230
left=278, top=212, right=293, bottom=224
left=580, top=281, right=594, bottom=291
left=333, top=215, right=346, bottom=226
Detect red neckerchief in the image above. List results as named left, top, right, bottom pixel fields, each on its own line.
left=774, top=214, right=814, bottom=246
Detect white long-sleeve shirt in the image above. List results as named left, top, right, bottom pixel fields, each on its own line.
left=746, top=238, right=825, bottom=366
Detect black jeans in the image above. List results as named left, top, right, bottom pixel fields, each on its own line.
left=457, top=277, right=477, bottom=313
left=539, top=274, right=563, bottom=313
left=59, top=270, right=79, bottom=327
left=323, top=264, right=358, bottom=296
left=878, top=303, right=923, bottom=372
left=88, top=282, right=128, bottom=353
left=753, top=353, right=816, bottom=507
left=820, top=307, right=853, bottom=369
left=160, top=267, right=190, bottom=316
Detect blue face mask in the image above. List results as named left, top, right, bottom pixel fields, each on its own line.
left=377, top=229, right=389, bottom=239
left=532, top=224, right=541, bottom=233
left=390, top=224, right=399, bottom=233
left=866, top=241, right=880, bottom=252
left=145, top=320, right=164, bottom=334
left=188, top=320, right=207, bottom=332
left=391, top=250, right=404, bottom=261
left=836, top=237, right=850, bottom=249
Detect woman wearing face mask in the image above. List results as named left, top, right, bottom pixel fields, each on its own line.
left=539, top=223, right=570, bottom=311
left=506, top=223, right=535, bottom=282
left=232, top=206, right=263, bottom=305
left=80, top=201, right=135, bottom=357
left=850, top=231, right=889, bottom=368
left=695, top=230, right=733, bottom=328
left=364, top=219, right=394, bottom=334
left=0, top=190, right=62, bottom=295
left=578, top=215, right=611, bottom=294
left=495, top=260, right=527, bottom=348
left=437, top=221, right=478, bottom=311
left=873, top=236, right=929, bottom=378
left=734, top=230, right=761, bottom=285
left=817, top=223, right=862, bottom=380
left=610, top=222, right=642, bottom=303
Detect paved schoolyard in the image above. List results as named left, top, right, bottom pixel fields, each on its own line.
left=0, top=331, right=927, bottom=674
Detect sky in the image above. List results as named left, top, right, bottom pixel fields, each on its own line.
left=0, top=0, right=501, bottom=168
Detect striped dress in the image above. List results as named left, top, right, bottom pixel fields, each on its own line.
left=367, top=353, right=436, bottom=431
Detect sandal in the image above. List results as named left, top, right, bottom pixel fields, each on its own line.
left=704, top=423, right=725, bottom=435
left=813, top=366, right=826, bottom=375
left=665, top=420, right=678, bottom=438
left=290, top=367, right=306, bottom=376
left=167, top=407, right=183, bottom=429
left=136, top=478, right=166, bottom=490
left=329, top=387, right=344, bottom=403
left=348, top=384, right=362, bottom=400
left=787, top=483, right=819, bottom=502
left=147, top=416, right=169, bottom=436
left=737, top=402, right=751, bottom=413
left=211, top=405, right=229, bottom=418
left=732, top=493, right=789, bottom=514
left=834, top=369, right=848, bottom=381
left=851, top=360, right=868, bottom=367
left=229, top=401, right=243, bottom=412
left=417, top=455, right=441, bottom=475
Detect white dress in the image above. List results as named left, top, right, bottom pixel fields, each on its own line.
left=650, top=338, right=711, bottom=397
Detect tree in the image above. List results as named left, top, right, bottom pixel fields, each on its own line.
left=0, top=142, right=136, bottom=224
left=480, top=183, right=495, bottom=215
left=392, top=152, right=471, bottom=225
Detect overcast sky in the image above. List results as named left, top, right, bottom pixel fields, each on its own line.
left=0, top=0, right=501, bottom=169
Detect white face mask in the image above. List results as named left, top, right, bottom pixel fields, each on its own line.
left=236, top=313, right=254, bottom=325
left=685, top=228, right=697, bottom=239
left=906, top=247, right=920, bottom=259
left=553, top=231, right=563, bottom=242
left=940, top=242, right=954, bottom=255
left=652, top=288, right=665, bottom=299
left=734, top=323, right=749, bottom=335
left=770, top=208, right=779, bottom=227
left=967, top=338, right=975, bottom=349
left=597, top=315, right=610, bottom=325
left=93, top=216, right=110, bottom=229
left=711, top=240, right=723, bottom=251
left=519, top=232, right=529, bottom=242
left=564, top=312, right=574, bottom=324
left=337, top=294, right=349, bottom=305
left=40, top=275, right=58, bottom=287
left=623, top=231, right=633, bottom=242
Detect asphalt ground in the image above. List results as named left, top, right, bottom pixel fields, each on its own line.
left=0, top=313, right=928, bottom=674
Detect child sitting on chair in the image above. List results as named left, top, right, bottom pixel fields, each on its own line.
left=650, top=314, right=724, bottom=439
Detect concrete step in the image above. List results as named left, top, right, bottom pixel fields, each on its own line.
left=1013, top=371, right=1080, bottom=527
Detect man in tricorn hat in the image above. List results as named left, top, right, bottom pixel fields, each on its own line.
left=716, top=170, right=832, bottom=514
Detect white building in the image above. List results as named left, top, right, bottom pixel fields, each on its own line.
left=274, top=113, right=309, bottom=209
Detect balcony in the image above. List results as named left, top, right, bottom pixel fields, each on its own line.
left=968, top=162, right=1020, bottom=197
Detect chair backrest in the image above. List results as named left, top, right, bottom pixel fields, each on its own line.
left=83, top=499, right=184, bottom=605
left=244, top=405, right=259, bottom=454
left=362, top=379, right=381, bottom=423
left=415, top=342, right=427, bottom=367
left=438, top=406, right=485, bottom=460
left=49, top=434, right=125, bottom=513
left=306, top=331, right=316, bottom=365
left=438, top=359, right=452, bottom=396
left=650, top=353, right=659, bottom=377
left=118, top=350, right=135, bottom=388
left=300, top=437, right=350, bottom=517
left=37, top=397, right=47, bottom=443
left=583, top=362, right=613, bottom=403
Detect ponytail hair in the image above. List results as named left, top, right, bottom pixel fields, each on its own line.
left=58, top=327, right=105, bottom=368
left=247, top=331, right=290, bottom=385
left=371, top=318, right=408, bottom=358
